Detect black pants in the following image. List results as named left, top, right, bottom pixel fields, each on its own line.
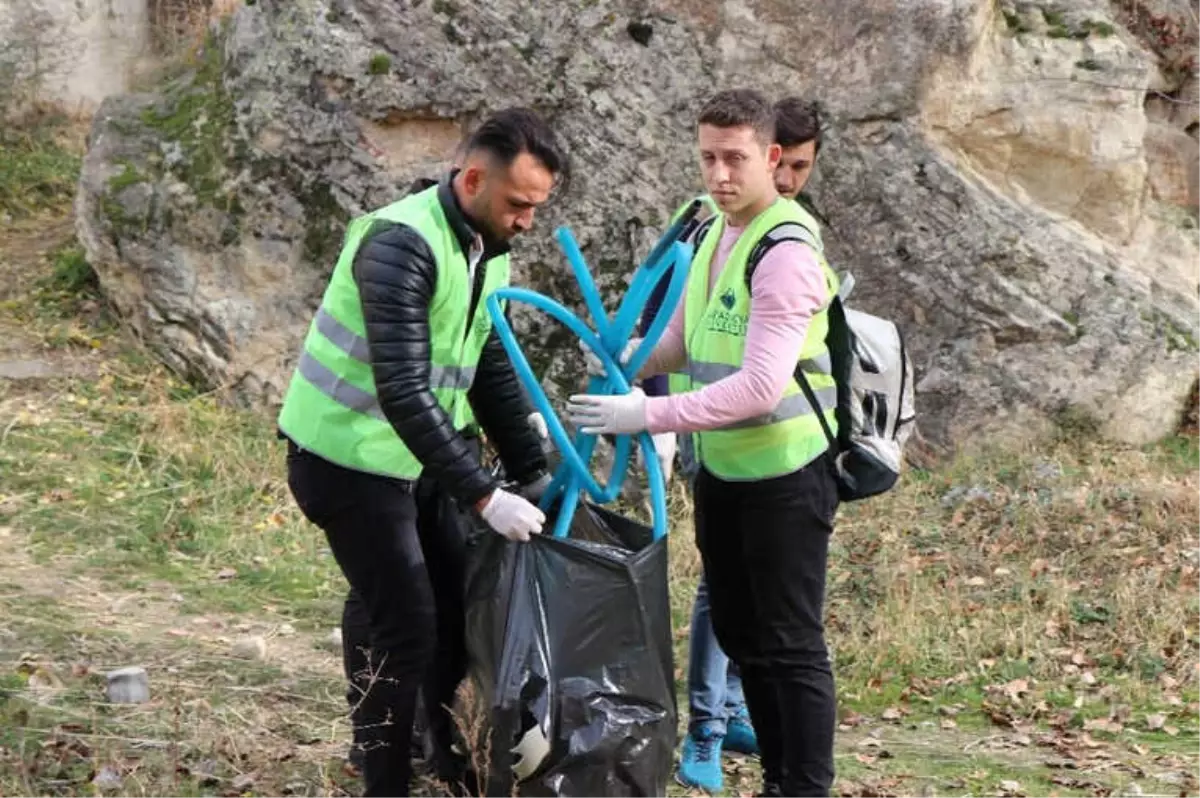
left=286, top=441, right=477, bottom=797
left=694, top=454, right=839, bottom=797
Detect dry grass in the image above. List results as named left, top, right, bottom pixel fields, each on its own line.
left=0, top=173, right=1197, bottom=794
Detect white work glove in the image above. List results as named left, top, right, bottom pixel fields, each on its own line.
left=566, top=387, right=648, bottom=435
left=642, top=432, right=676, bottom=484
left=479, top=488, right=546, bottom=542
left=579, top=338, right=642, bottom=378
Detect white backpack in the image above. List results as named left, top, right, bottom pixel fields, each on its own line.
left=743, top=227, right=917, bottom=501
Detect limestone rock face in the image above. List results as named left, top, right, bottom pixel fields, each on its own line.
left=75, top=0, right=1199, bottom=449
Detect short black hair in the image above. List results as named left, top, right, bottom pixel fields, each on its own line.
left=697, top=88, right=775, bottom=144
left=774, top=97, right=822, bottom=154
left=463, top=107, right=570, bottom=194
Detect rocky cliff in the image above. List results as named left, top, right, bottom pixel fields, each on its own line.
left=75, top=0, right=1200, bottom=449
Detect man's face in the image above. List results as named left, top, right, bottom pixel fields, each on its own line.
left=774, top=140, right=817, bottom=199
left=698, top=124, right=781, bottom=219
left=461, top=152, right=555, bottom=241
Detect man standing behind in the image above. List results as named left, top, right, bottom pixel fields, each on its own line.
left=278, top=108, right=567, bottom=797
left=571, top=89, right=840, bottom=797
left=635, top=95, right=828, bottom=793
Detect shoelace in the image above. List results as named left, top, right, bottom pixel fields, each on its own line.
left=693, top=734, right=720, bottom=763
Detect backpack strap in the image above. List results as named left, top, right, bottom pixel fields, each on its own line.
left=744, top=221, right=823, bottom=291
left=793, top=368, right=838, bottom=452
left=745, top=219, right=840, bottom=454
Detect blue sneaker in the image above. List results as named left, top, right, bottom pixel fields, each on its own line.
left=724, top=715, right=759, bottom=756
left=676, top=727, right=724, bottom=792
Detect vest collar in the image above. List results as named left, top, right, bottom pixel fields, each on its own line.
left=437, top=170, right=512, bottom=261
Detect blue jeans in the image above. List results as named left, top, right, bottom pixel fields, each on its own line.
left=680, top=434, right=748, bottom=736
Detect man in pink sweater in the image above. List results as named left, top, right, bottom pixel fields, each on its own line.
left=568, top=89, right=840, bottom=797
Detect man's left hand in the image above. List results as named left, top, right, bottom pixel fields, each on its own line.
left=566, top=387, right=648, bottom=435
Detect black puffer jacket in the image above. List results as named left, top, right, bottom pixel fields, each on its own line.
left=351, top=173, right=547, bottom=507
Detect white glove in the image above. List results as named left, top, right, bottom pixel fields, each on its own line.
left=480, top=488, right=546, bottom=542
left=579, top=338, right=642, bottom=378
left=644, top=432, right=676, bottom=484
left=566, top=387, right=648, bottom=435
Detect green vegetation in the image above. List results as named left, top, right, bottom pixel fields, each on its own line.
left=0, top=117, right=1196, bottom=796
left=0, top=112, right=81, bottom=218
left=138, top=29, right=238, bottom=214
left=367, top=53, right=392, bottom=75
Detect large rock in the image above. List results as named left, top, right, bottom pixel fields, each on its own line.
left=75, top=0, right=1199, bottom=449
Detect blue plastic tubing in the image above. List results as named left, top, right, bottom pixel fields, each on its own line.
left=485, top=207, right=698, bottom=540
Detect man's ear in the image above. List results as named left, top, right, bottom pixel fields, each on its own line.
left=460, top=163, right=486, bottom=199
left=766, top=142, right=783, bottom=171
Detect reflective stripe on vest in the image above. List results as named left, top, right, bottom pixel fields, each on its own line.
left=312, top=307, right=477, bottom=392
left=681, top=197, right=839, bottom=481
left=276, top=184, right=509, bottom=479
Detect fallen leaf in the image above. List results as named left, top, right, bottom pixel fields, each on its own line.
left=1084, top=718, right=1122, bottom=734
left=1050, top=775, right=1104, bottom=791
left=965, top=576, right=987, bottom=587
left=840, top=710, right=865, bottom=727
left=1030, top=558, right=1050, bottom=576
left=1163, top=724, right=1179, bottom=736
left=983, top=700, right=1017, bottom=728
left=216, top=567, right=237, bottom=580
left=855, top=753, right=877, bottom=765
left=1145, top=713, right=1166, bottom=731
left=999, top=779, right=1023, bottom=796
left=880, top=706, right=902, bottom=721
left=940, top=718, right=958, bottom=730
left=1003, top=678, right=1030, bottom=701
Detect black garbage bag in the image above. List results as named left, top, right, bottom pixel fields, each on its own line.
left=463, top=498, right=676, bottom=797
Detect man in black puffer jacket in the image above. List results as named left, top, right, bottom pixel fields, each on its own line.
left=277, top=108, right=569, bottom=797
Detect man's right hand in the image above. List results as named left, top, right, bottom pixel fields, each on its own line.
left=478, top=488, right=546, bottom=542
left=580, top=338, right=642, bottom=379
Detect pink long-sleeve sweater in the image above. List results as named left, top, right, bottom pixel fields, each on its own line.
left=641, top=220, right=827, bottom=435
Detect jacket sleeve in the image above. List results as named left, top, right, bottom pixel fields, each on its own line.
left=352, top=221, right=499, bottom=507
left=467, top=310, right=548, bottom=485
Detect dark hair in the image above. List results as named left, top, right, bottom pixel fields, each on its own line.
left=697, top=88, right=775, bottom=143
left=774, top=97, right=822, bottom=154
left=463, top=107, right=571, bottom=194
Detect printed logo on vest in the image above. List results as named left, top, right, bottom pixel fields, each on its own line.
left=703, top=308, right=748, bottom=337
left=720, top=289, right=736, bottom=310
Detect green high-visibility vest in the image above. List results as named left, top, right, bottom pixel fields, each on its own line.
left=277, top=185, right=510, bottom=479
left=669, top=197, right=839, bottom=480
